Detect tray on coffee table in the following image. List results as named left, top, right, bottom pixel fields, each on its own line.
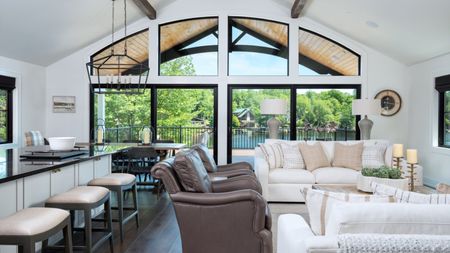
left=312, top=184, right=435, bottom=195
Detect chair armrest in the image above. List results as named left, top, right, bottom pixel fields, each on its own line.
left=171, top=189, right=268, bottom=232
left=217, top=161, right=253, bottom=172
left=211, top=174, right=262, bottom=194
left=304, top=236, right=339, bottom=253
left=254, top=147, right=270, bottom=199
left=277, top=214, right=315, bottom=253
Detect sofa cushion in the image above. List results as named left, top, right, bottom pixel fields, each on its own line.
left=302, top=188, right=395, bottom=235
left=192, top=144, right=218, bottom=172
left=279, top=142, right=305, bottom=169
left=299, top=143, right=331, bottom=171
left=312, top=167, right=359, bottom=184
left=269, top=168, right=315, bottom=184
left=326, top=202, right=450, bottom=236
left=372, top=182, right=450, bottom=204
left=259, top=143, right=283, bottom=169
left=362, top=142, right=388, bottom=168
left=332, top=142, right=364, bottom=171
left=173, top=150, right=212, bottom=193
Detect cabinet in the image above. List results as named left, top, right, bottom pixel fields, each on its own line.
left=50, top=165, right=75, bottom=196
left=78, top=161, right=95, bottom=185
left=94, top=155, right=111, bottom=178
left=23, top=172, right=51, bottom=208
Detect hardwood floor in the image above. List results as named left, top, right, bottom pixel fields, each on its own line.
left=97, top=187, right=181, bottom=253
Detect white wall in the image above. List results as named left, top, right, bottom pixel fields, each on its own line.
left=45, top=0, right=410, bottom=164
left=0, top=56, right=46, bottom=147
left=408, top=53, right=450, bottom=186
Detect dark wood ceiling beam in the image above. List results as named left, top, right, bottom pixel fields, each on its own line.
left=291, top=0, right=307, bottom=18
left=132, top=0, right=156, bottom=20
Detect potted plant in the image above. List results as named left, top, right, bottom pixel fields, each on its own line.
left=357, top=166, right=409, bottom=192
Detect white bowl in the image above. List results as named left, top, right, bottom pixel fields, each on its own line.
left=47, top=137, right=76, bottom=151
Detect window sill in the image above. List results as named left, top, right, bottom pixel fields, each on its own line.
left=0, top=143, right=18, bottom=149
left=431, top=146, right=450, bottom=156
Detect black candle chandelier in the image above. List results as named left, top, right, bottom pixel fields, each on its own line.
left=86, top=0, right=149, bottom=95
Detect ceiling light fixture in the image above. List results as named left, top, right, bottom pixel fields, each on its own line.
left=365, top=20, right=379, bottom=28
left=86, top=0, right=149, bottom=95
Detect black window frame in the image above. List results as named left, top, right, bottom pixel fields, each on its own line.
left=228, top=16, right=290, bottom=76
left=436, top=74, right=450, bottom=148
left=227, top=84, right=361, bottom=163
left=0, top=75, right=14, bottom=144
left=158, top=16, right=220, bottom=76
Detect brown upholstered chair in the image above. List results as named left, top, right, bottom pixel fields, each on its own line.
left=191, top=144, right=256, bottom=178
left=151, top=149, right=272, bottom=253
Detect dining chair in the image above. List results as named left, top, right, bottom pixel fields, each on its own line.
left=127, top=147, right=163, bottom=196
left=154, top=139, right=175, bottom=158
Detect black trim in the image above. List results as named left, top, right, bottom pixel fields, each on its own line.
left=0, top=75, right=15, bottom=90
left=0, top=75, right=15, bottom=144
left=437, top=74, right=450, bottom=147
left=227, top=84, right=361, bottom=163
left=299, top=27, right=361, bottom=76
left=158, top=17, right=219, bottom=76
left=228, top=16, right=289, bottom=76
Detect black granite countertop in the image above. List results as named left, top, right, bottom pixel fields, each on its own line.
left=0, top=144, right=131, bottom=184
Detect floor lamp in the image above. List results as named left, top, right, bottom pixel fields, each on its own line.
left=352, top=99, right=381, bottom=140
left=260, top=99, right=287, bottom=139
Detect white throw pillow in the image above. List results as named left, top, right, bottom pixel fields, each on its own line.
left=279, top=142, right=305, bottom=169
left=362, top=142, right=388, bottom=168
left=372, top=182, right=450, bottom=204
left=301, top=188, right=395, bottom=235
left=259, top=143, right=283, bottom=169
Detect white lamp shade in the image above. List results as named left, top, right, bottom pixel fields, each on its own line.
left=352, top=99, right=381, bottom=116
left=260, top=99, right=287, bottom=115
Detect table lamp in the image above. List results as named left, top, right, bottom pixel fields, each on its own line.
left=352, top=98, right=381, bottom=140
left=260, top=99, right=287, bottom=139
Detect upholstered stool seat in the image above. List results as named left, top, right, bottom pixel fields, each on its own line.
left=88, top=173, right=139, bottom=241
left=45, top=186, right=113, bottom=253
left=46, top=186, right=109, bottom=205
left=0, top=208, right=72, bottom=253
left=88, top=173, right=135, bottom=186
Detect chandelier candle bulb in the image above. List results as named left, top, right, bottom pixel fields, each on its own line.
left=407, top=149, right=418, bottom=164
left=392, top=144, right=403, bottom=158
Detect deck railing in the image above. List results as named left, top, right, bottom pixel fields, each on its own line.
left=103, top=126, right=355, bottom=149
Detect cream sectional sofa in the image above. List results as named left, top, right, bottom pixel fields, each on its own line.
left=254, top=139, right=422, bottom=202
left=277, top=202, right=450, bottom=253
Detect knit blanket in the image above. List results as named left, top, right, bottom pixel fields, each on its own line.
left=338, top=234, right=450, bottom=253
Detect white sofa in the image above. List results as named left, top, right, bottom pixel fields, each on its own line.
left=277, top=202, right=450, bottom=253
left=254, top=140, right=423, bottom=202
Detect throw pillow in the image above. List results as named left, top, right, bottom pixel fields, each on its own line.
left=173, top=150, right=212, bottom=193
left=279, top=142, right=305, bottom=169
left=332, top=142, right=364, bottom=171
left=259, top=143, right=283, bottom=169
left=299, top=143, right=330, bottom=171
left=372, top=182, right=450, bottom=204
left=301, top=188, right=395, bottom=235
left=362, top=142, right=388, bottom=168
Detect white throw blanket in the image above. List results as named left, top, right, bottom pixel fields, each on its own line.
left=338, top=234, right=450, bottom=253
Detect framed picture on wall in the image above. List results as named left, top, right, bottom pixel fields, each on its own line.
left=53, top=96, right=76, bottom=113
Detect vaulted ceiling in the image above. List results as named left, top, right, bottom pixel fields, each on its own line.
left=0, top=0, right=449, bottom=66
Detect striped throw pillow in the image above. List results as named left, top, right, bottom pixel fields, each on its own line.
left=259, top=143, right=283, bottom=169
left=302, top=188, right=395, bottom=235
left=279, top=142, right=305, bottom=169
left=372, top=182, right=450, bottom=204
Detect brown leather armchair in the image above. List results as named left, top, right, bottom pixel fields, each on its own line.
left=151, top=149, right=272, bottom=253
left=191, top=144, right=255, bottom=178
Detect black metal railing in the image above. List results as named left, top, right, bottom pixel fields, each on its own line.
left=103, top=126, right=355, bottom=150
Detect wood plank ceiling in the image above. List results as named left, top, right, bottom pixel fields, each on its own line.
left=299, top=29, right=359, bottom=75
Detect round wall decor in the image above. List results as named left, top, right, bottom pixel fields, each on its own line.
left=375, top=89, right=402, bottom=116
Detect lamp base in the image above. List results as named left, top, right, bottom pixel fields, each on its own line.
left=358, top=115, right=373, bottom=140
left=267, top=117, right=281, bottom=139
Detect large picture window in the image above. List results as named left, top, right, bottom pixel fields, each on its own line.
left=159, top=17, right=219, bottom=76
left=228, top=17, right=289, bottom=76
left=0, top=75, right=14, bottom=144
left=436, top=74, right=450, bottom=147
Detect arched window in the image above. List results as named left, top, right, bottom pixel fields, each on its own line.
left=159, top=17, right=219, bottom=76
left=228, top=17, right=288, bottom=76
left=90, top=29, right=149, bottom=76
left=299, top=28, right=360, bottom=76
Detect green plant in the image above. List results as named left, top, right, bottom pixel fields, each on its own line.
left=362, top=166, right=403, bottom=179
